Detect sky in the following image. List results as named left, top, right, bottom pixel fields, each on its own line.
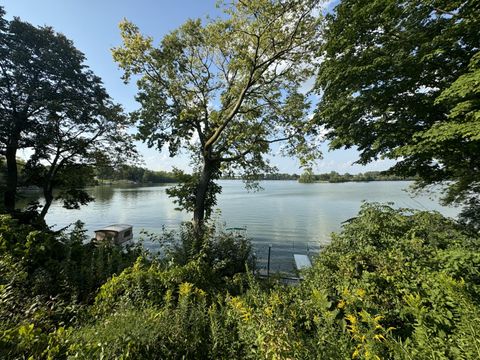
left=3, top=0, right=395, bottom=174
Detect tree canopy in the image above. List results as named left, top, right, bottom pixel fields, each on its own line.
left=0, top=7, right=135, bottom=217
left=314, top=0, right=480, bottom=217
left=113, top=0, right=323, bottom=234
left=24, top=98, right=135, bottom=219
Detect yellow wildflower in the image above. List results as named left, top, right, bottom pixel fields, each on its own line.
left=195, top=288, right=206, bottom=298
left=345, top=314, right=357, bottom=324
left=356, top=288, right=366, bottom=298
left=373, top=334, right=386, bottom=342
left=178, top=282, right=193, bottom=297
left=352, top=346, right=361, bottom=358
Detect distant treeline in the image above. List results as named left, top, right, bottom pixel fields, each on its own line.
left=0, top=159, right=178, bottom=188
left=299, top=170, right=415, bottom=183
left=221, top=173, right=300, bottom=180
left=95, top=165, right=177, bottom=184
left=1, top=158, right=415, bottom=187
left=221, top=170, right=414, bottom=183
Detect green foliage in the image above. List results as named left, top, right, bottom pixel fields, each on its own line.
left=113, top=0, right=323, bottom=226
left=308, top=170, right=413, bottom=183
left=61, top=225, right=257, bottom=359
left=0, top=7, right=136, bottom=216
left=298, top=168, right=315, bottom=183
left=165, top=168, right=222, bottom=221
left=204, top=228, right=255, bottom=279
left=458, top=196, right=480, bottom=232
left=159, top=222, right=255, bottom=279
left=2, top=204, right=479, bottom=359
left=92, top=258, right=208, bottom=315
left=401, top=50, right=480, bottom=220
left=0, top=215, right=142, bottom=358
left=69, top=295, right=211, bottom=360
left=314, top=0, right=480, bottom=221
left=302, top=203, right=480, bottom=359
left=0, top=216, right=143, bottom=302
left=95, top=164, right=178, bottom=184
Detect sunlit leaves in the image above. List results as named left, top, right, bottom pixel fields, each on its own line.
left=113, top=1, right=324, bottom=221
left=314, top=0, right=480, bottom=223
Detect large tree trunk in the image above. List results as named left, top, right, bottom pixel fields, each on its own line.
left=192, top=156, right=219, bottom=254
left=4, top=142, right=18, bottom=213
left=193, top=160, right=213, bottom=231
left=39, top=184, right=53, bottom=219
left=39, top=164, right=59, bottom=219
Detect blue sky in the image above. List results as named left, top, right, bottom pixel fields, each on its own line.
left=3, top=0, right=395, bottom=174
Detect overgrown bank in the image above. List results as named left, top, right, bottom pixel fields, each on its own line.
left=1, top=203, right=479, bottom=359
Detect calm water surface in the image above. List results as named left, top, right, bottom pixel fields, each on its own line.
left=40, top=180, right=458, bottom=272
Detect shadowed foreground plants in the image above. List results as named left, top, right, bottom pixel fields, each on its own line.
left=1, top=204, right=479, bottom=359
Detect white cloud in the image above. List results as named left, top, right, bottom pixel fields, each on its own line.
left=299, top=76, right=316, bottom=95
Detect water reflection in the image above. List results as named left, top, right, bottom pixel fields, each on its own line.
left=39, top=180, right=458, bottom=272
left=90, top=186, right=115, bottom=203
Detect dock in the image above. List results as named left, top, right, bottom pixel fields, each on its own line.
left=293, top=254, right=312, bottom=270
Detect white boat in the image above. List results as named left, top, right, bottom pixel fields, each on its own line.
left=94, top=224, right=133, bottom=245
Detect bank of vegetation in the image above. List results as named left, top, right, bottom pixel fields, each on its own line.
left=1, top=204, right=479, bottom=359
left=95, top=165, right=178, bottom=184
left=221, top=173, right=300, bottom=181
left=224, top=171, right=415, bottom=182
left=298, top=171, right=415, bottom=183
left=1, top=0, right=479, bottom=358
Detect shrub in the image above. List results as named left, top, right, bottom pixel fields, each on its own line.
left=0, top=215, right=142, bottom=358
left=3, top=204, right=480, bottom=359
left=68, top=283, right=211, bottom=359
left=301, top=203, right=480, bottom=359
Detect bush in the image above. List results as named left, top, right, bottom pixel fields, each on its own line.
left=2, top=205, right=480, bottom=359
left=146, top=222, right=255, bottom=293
left=68, top=283, right=211, bottom=359
left=301, top=203, right=480, bottom=359
left=0, top=215, right=143, bottom=358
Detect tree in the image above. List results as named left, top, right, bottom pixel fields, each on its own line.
left=0, top=8, right=125, bottom=212
left=113, top=0, right=323, bottom=237
left=24, top=100, right=135, bottom=219
left=314, top=0, right=480, bottom=214
left=0, top=8, right=135, bottom=216
left=299, top=168, right=315, bottom=183
left=402, top=50, right=480, bottom=225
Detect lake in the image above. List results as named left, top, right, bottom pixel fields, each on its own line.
left=38, top=180, right=458, bottom=272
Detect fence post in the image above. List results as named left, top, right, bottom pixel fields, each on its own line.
left=267, top=244, right=271, bottom=278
